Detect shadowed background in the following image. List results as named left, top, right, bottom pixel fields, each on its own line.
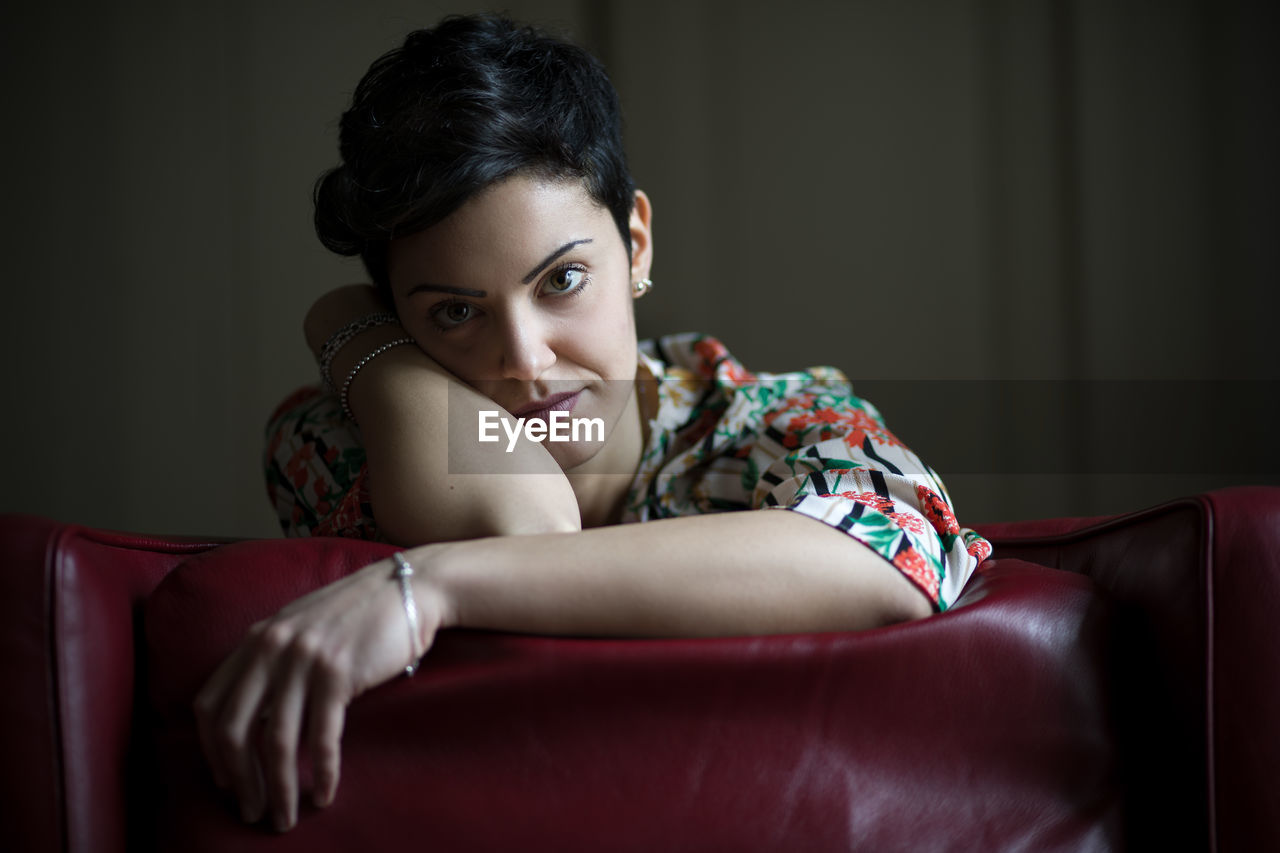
left=2, top=0, right=1275, bottom=537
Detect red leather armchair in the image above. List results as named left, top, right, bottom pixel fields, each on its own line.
left=2, top=487, right=1277, bottom=851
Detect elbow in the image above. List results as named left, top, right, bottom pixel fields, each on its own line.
left=879, top=583, right=935, bottom=627
left=899, top=596, right=936, bottom=625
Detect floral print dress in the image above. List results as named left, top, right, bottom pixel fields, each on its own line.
left=265, top=333, right=991, bottom=611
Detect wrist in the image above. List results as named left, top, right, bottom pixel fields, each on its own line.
left=405, top=543, right=462, bottom=632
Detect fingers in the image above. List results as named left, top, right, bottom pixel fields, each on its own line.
left=260, top=644, right=312, bottom=832
left=193, top=621, right=309, bottom=828
left=305, top=657, right=348, bottom=809
left=190, top=556, right=432, bottom=830
left=193, top=646, right=242, bottom=791
left=219, top=623, right=294, bottom=823
left=194, top=639, right=270, bottom=820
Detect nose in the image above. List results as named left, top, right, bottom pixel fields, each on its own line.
left=498, top=311, right=555, bottom=381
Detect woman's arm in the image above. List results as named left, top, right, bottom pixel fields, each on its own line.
left=430, top=510, right=932, bottom=637
left=195, top=509, right=930, bottom=831
left=304, top=285, right=581, bottom=544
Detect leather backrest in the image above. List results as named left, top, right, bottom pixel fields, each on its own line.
left=143, top=539, right=1122, bottom=851
left=0, top=515, right=225, bottom=853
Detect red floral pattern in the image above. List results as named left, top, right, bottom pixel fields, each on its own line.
left=838, top=490, right=896, bottom=515
left=285, top=444, right=315, bottom=490
left=769, top=402, right=904, bottom=451
left=763, top=393, right=818, bottom=426
left=965, top=535, right=993, bottom=564
left=916, top=484, right=962, bottom=535
left=893, top=545, right=940, bottom=601
left=314, top=466, right=372, bottom=538
left=893, top=513, right=928, bottom=535
left=693, top=337, right=757, bottom=384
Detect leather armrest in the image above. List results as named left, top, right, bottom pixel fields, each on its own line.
left=1203, top=488, right=1280, bottom=851
left=977, top=486, right=1280, bottom=851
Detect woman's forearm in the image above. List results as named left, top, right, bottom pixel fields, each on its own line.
left=305, top=285, right=581, bottom=545
left=417, top=509, right=934, bottom=639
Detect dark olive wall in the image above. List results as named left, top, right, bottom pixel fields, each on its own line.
left=2, top=0, right=1275, bottom=535
left=607, top=0, right=1279, bottom=521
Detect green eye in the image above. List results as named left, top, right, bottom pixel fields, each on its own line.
left=546, top=266, right=585, bottom=293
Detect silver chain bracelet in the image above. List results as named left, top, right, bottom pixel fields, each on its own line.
left=318, top=312, right=399, bottom=393
left=338, top=337, right=414, bottom=423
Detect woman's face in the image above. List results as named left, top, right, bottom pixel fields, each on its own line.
left=387, top=174, right=652, bottom=471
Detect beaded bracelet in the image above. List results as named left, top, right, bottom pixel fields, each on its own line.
left=318, top=312, right=398, bottom=393
left=391, top=552, right=423, bottom=677
left=339, top=337, right=414, bottom=423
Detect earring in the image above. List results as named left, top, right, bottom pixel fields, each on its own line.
left=632, top=278, right=653, bottom=297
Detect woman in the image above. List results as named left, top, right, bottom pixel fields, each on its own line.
left=197, top=14, right=992, bottom=833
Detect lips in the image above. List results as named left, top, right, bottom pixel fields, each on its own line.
left=509, top=391, right=581, bottom=421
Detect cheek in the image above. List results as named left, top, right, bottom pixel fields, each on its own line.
left=559, top=292, right=634, bottom=381
left=598, top=285, right=637, bottom=348
left=602, top=278, right=637, bottom=330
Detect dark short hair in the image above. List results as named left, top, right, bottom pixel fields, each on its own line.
left=314, top=14, right=635, bottom=294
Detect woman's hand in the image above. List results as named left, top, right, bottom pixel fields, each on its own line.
left=193, top=551, right=450, bottom=832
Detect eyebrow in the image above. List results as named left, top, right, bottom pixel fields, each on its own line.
left=405, top=282, right=487, bottom=298
left=404, top=238, right=594, bottom=298
left=522, top=239, right=593, bottom=284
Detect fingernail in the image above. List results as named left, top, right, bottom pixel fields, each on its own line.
left=274, top=811, right=294, bottom=832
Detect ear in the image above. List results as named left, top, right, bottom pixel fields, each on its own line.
left=628, top=189, right=654, bottom=284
